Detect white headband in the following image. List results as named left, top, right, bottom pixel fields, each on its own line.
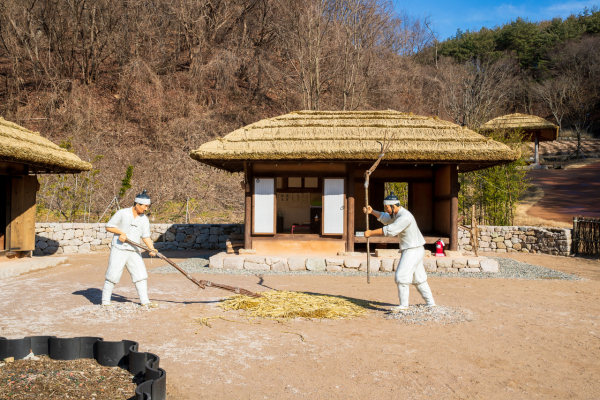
left=135, top=197, right=151, bottom=205
left=383, top=199, right=400, bottom=206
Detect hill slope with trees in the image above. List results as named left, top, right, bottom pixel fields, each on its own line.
left=0, top=0, right=598, bottom=223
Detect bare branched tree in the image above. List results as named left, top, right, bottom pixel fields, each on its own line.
left=437, top=57, right=516, bottom=129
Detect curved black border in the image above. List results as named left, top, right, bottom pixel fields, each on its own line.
left=0, top=336, right=166, bottom=400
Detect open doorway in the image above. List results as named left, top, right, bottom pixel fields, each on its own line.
left=275, top=177, right=322, bottom=235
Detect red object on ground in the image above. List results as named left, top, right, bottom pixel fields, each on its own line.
left=527, top=163, right=600, bottom=223
left=435, top=239, right=445, bottom=257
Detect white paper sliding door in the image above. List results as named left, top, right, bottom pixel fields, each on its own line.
left=253, top=178, right=275, bottom=234
left=323, top=178, right=345, bottom=235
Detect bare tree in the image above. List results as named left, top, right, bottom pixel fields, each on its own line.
left=551, top=36, right=600, bottom=158
left=437, top=57, right=516, bottom=129
left=277, top=0, right=338, bottom=110
left=534, top=76, right=569, bottom=133
left=333, top=0, right=393, bottom=110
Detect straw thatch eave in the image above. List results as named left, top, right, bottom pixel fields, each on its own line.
left=0, top=117, right=92, bottom=174
left=190, top=111, right=520, bottom=173
left=480, top=113, right=558, bottom=142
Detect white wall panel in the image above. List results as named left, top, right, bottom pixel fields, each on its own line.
left=323, top=178, right=344, bottom=235
left=253, top=178, right=275, bottom=234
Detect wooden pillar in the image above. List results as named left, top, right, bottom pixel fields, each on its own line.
left=450, top=164, right=459, bottom=251
left=244, top=163, right=253, bottom=250
left=346, top=163, right=355, bottom=252
left=534, top=133, right=540, bottom=164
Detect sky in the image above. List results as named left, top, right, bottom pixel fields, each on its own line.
left=395, top=0, right=600, bottom=40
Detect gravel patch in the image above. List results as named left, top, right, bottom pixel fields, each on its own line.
left=385, top=305, right=474, bottom=325
left=428, top=257, right=584, bottom=281
left=150, top=253, right=583, bottom=281
left=66, top=303, right=159, bottom=319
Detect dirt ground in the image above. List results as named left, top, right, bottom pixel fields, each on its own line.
left=1, top=251, right=600, bottom=399
left=527, top=162, right=600, bottom=223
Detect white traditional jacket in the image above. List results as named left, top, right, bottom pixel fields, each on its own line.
left=106, top=207, right=151, bottom=252
left=377, top=207, right=426, bottom=251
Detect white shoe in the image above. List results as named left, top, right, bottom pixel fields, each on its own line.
left=390, top=305, right=409, bottom=313
left=141, top=302, right=159, bottom=308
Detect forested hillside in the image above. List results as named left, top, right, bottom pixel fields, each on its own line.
left=1, top=1, right=598, bottom=223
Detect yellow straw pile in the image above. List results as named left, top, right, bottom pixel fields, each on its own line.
left=219, top=290, right=371, bottom=320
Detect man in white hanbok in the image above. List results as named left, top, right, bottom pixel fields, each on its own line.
left=101, top=190, right=158, bottom=307
left=363, top=194, right=436, bottom=312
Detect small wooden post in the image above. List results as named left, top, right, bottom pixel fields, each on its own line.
left=572, top=216, right=578, bottom=255
left=471, top=204, right=479, bottom=256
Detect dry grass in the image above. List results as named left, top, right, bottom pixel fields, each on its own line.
left=218, top=290, right=372, bottom=320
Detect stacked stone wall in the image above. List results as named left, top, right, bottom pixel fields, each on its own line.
left=34, top=223, right=572, bottom=257
left=458, top=226, right=572, bottom=256
left=33, top=223, right=243, bottom=255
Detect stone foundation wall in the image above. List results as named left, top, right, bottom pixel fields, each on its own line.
left=458, top=226, right=572, bottom=256
left=33, top=223, right=243, bottom=255
left=208, top=254, right=500, bottom=273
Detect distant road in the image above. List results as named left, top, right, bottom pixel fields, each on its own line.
left=527, top=163, right=600, bottom=223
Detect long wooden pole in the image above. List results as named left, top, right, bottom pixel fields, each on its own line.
left=364, top=174, right=371, bottom=284
left=124, top=239, right=262, bottom=298
left=364, top=138, right=392, bottom=284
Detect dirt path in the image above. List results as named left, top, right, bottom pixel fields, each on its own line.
left=526, top=162, right=600, bottom=223
left=1, top=253, right=600, bottom=399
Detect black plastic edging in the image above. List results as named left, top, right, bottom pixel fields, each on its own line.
left=0, top=336, right=166, bottom=400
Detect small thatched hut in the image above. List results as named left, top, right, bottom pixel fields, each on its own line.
left=0, top=118, right=91, bottom=258
left=191, top=111, right=519, bottom=254
left=480, top=113, right=558, bottom=164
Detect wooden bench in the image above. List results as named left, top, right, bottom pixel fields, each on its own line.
left=226, top=234, right=245, bottom=254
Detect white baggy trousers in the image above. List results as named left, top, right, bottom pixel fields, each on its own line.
left=105, top=247, right=148, bottom=284
left=395, top=246, right=427, bottom=285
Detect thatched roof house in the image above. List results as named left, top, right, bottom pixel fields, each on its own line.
left=480, top=113, right=559, bottom=142
left=192, top=111, right=519, bottom=173
left=480, top=113, right=558, bottom=164
left=0, top=117, right=92, bottom=174
left=1, top=118, right=91, bottom=258
left=191, top=111, right=520, bottom=254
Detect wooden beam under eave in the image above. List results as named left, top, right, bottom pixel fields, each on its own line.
left=450, top=164, right=459, bottom=251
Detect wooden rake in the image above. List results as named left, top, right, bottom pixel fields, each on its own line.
left=124, top=239, right=262, bottom=298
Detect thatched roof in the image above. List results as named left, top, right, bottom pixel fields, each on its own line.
left=480, top=113, right=558, bottom=142
left=0, top=117, right=92, bottom=173
left=190, top=111, right=520, bottom=172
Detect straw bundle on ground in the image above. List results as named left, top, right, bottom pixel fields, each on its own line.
left=480, top=113, right=558, bottom=142
left=219, top=290, right=371, bottom=320
left=0, top=117, right=92, bottom=173
left=190, top=110, right=520, bottom=173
